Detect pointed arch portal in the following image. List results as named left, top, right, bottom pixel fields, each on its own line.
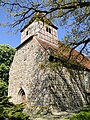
left=18, top=87, right=26, bottom=103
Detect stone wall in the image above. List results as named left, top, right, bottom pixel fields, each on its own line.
left=47, top=67, right=89, bottom=111
left=8, top=36, right=90, bottom=114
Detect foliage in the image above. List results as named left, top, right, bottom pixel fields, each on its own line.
left=69, top=111, right=90, bottom=120
left=0, top=44, right=15, bottom=96
left=0, top=63, right=9, bottom=84
left=0, top=96, right=29, bottom=120
left=0, top=80, right=8, bottom=97
left=0, top=44, right=15, bottom=66
left=69, top=105, right=90, bottom=120
left=0, top=0, right=90, bottom=55
left=0, top=44, right=29, bottom=119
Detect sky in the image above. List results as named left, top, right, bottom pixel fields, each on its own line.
left=0, top=9, right=67, bottom=48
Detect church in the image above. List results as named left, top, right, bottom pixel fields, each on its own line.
left=8, top=12, right=90, bottom=113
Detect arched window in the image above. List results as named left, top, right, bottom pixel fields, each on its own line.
left=18, top=87, right=26, bottom=103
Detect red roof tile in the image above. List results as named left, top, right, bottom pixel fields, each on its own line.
left=58, top=42, right=90, bottom=70
left=37, top=39, right=58, bottom=51
left=38, top=39, right=90, bottom=70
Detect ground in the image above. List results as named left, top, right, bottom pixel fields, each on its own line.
left=29, top=111, right=75, bottom=120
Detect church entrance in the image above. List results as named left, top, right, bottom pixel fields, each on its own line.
left=18, top=87, right=26, bottom=104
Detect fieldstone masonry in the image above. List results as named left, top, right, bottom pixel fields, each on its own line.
left=8, top=14, right=90, bottom=114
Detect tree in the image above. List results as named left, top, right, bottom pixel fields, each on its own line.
left=0, top=44, right=15, bottom=96
left=0, top=0, right=90, bottom=55
left=0, top=80, right=8, bottom=97
left=0, top=45, right=29, bottom=119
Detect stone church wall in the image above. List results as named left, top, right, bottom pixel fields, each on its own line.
left=8, top=36, right=90, bottom=114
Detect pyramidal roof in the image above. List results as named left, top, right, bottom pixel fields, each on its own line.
left=20, top=12, right=58, bottom=32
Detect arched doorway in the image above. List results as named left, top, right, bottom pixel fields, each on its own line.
left=18, top=87, right=26, bottom=104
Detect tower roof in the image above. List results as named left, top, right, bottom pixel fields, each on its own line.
left=20, top=12, right=58, bottom=32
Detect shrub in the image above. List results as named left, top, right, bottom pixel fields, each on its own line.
left=0, top=96, right=29, bottom=120
left=69, top=111, right=90, bottom=120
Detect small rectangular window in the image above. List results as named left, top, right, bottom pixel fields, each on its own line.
left=46, top=27, right=48, bottom=32
left=46, top=26, right=51, bottom=34
left=49, top=28, right=51, bottom=33
left=26, top=31, right=28, bottom=35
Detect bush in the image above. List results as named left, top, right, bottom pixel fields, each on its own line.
left=69, top=111, right=90, bottom=120
left=0, top=96, right=29, bottom=120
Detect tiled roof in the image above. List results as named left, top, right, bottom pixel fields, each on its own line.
left=58, top=42, right=90, bottom=71
left=38, top=39, right=90, bottom=71
left=37, top=39, right=58, bottom=51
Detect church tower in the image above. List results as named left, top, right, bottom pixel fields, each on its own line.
left=21, top=13, right=58, bottom=45
left=8, top=12, right=58, bottom=108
